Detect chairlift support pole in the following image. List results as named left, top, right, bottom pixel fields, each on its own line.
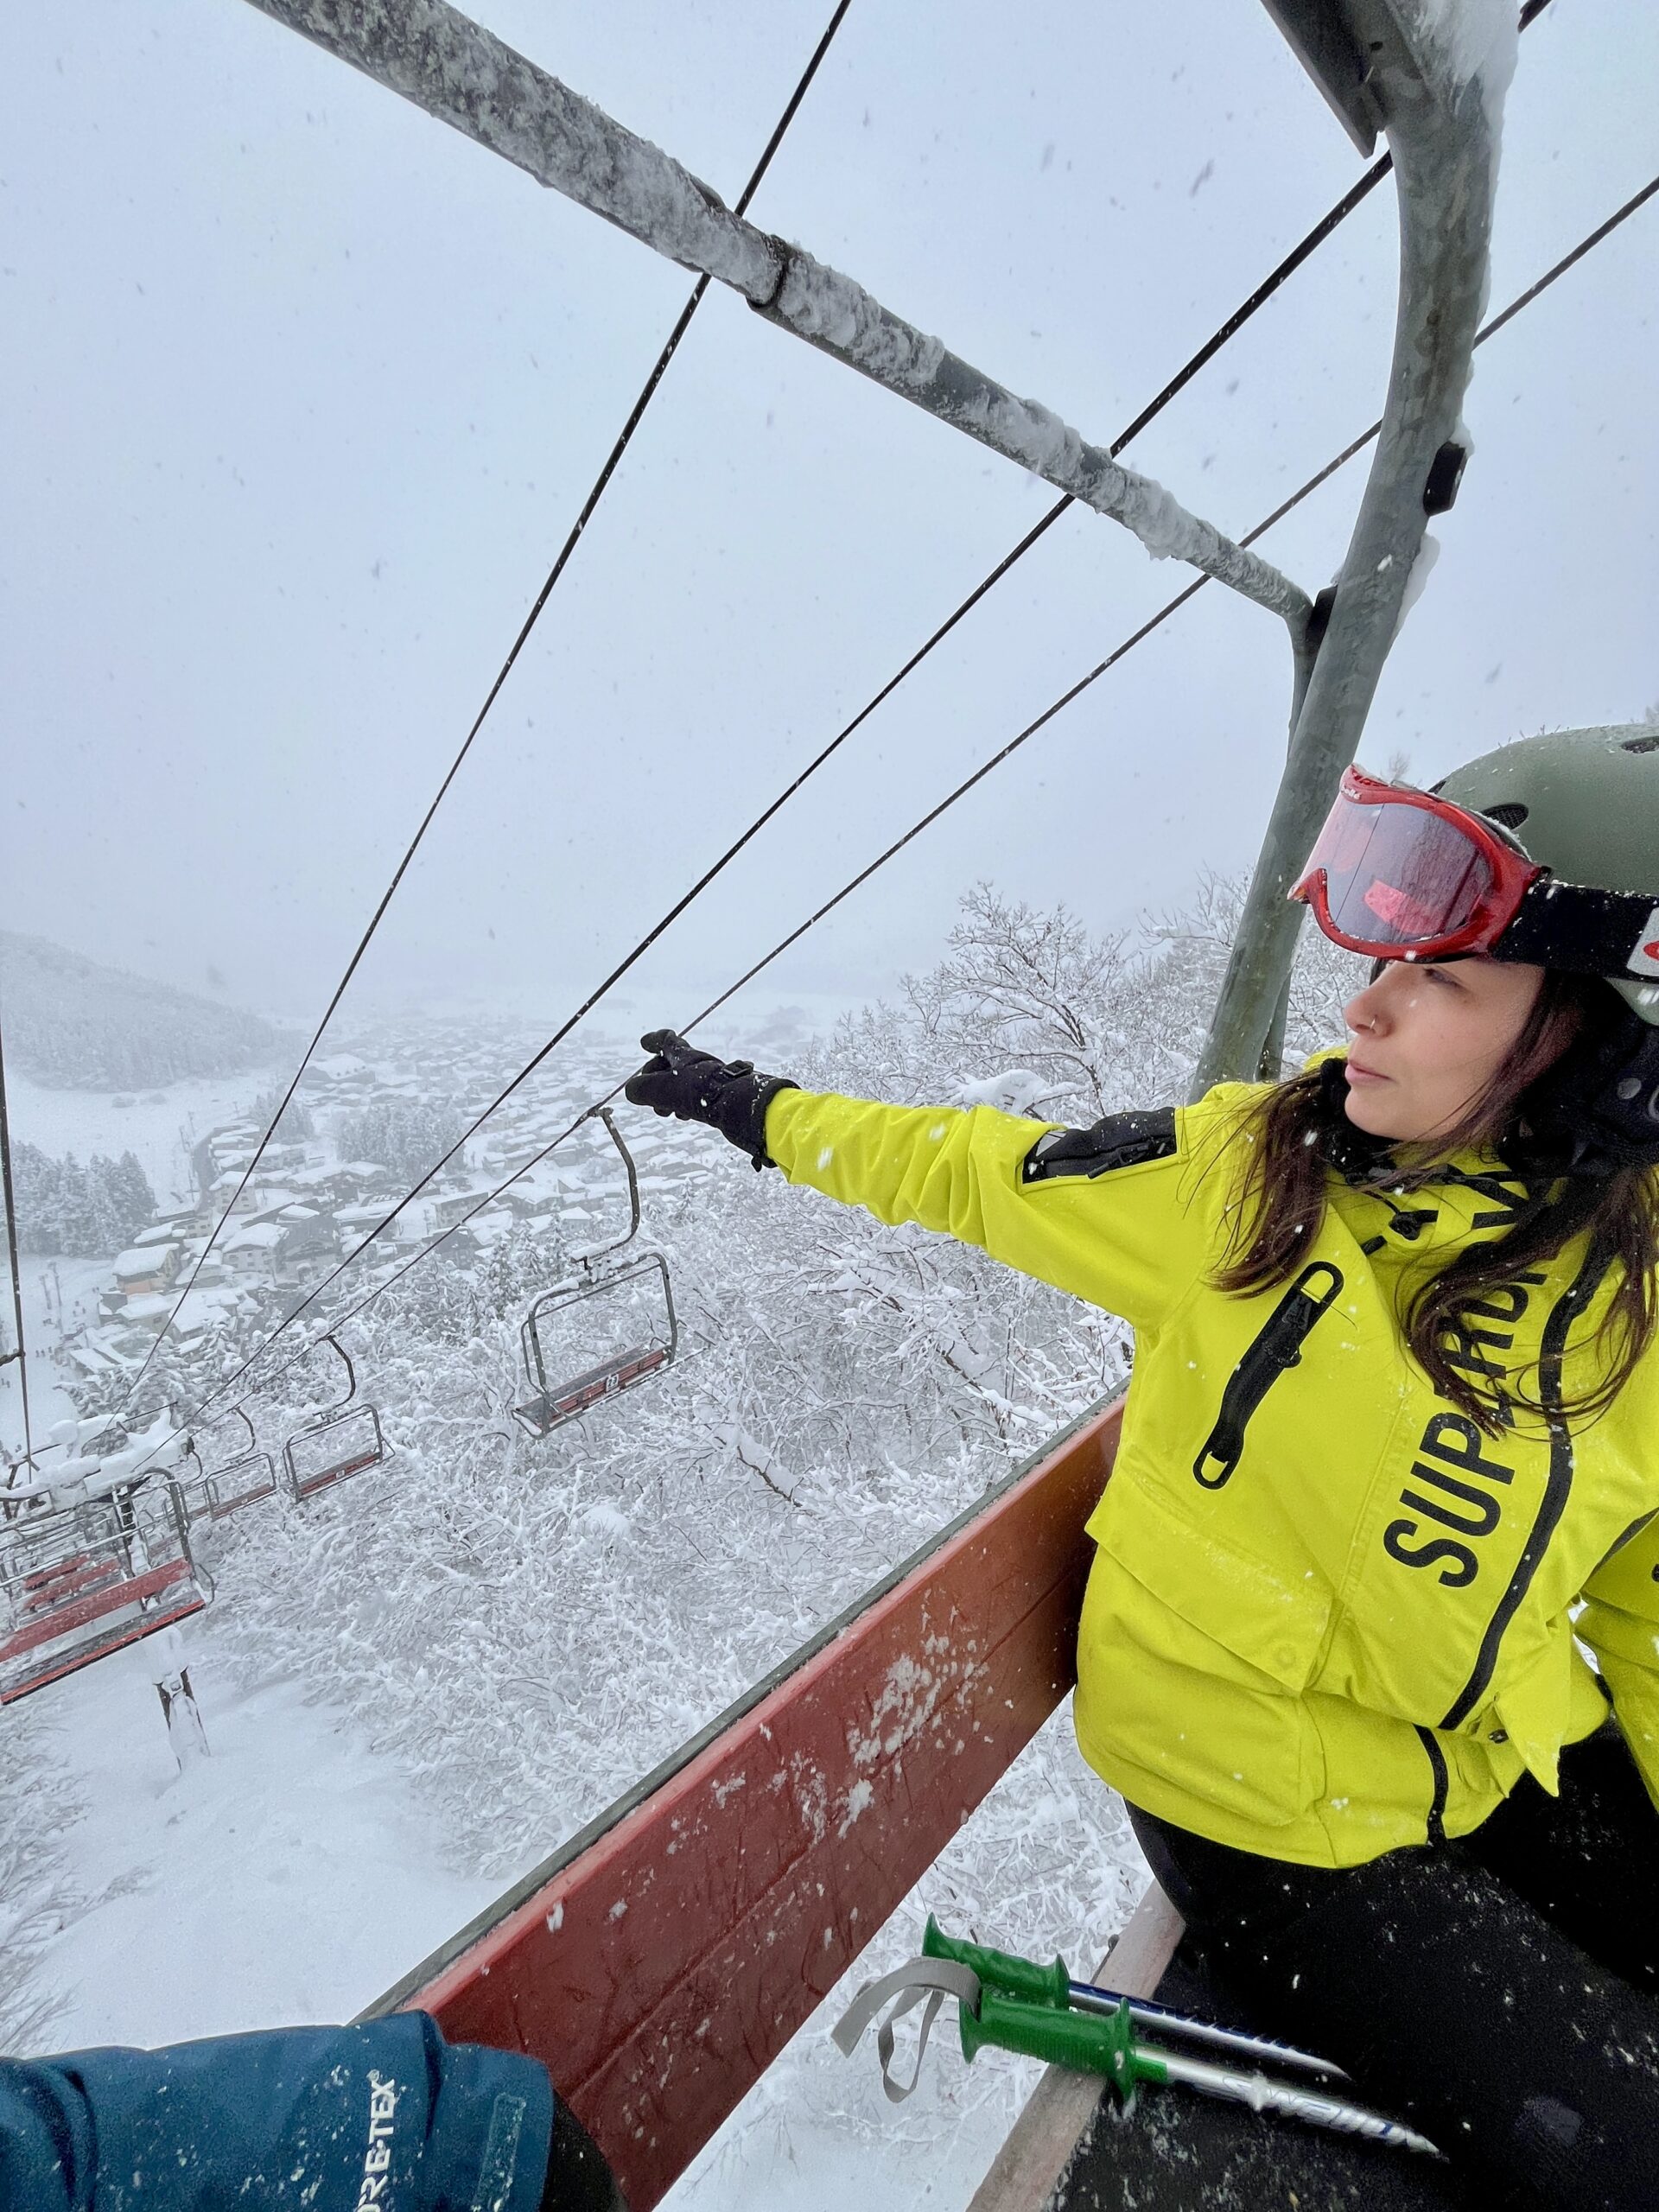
left=0, top=1007, right=35, bottom=1475
left=236, top=0, right=1311, bottom=649
left=1192, top=0, right=1510, bottom=1089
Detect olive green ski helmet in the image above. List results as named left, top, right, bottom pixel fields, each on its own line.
left=1433, top=722, right=1659, bottom=1170
left=1436, top=722, right=1659, bottom=1024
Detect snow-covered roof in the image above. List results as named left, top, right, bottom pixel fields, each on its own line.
left=227, top=1222, right=285, bottom=1251
left=335, top=1160, right=389, bottom=1179
left=66, top=1341, right=124, bottom=1376
left=121, top=1294, right=173, bottom=1325
left=113, top=1244, right=175, bottom=1277
left=277, top=1204, right=320, bottom=1222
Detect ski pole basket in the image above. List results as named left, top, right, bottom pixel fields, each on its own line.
left=281, top=1336, right=388, bottom=1500
left=0, top=1480, right=207, bottom=1706
left=513, top=1251, right=677, bottom=1439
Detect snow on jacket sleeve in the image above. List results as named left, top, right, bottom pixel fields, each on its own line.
left=1577, top=1513, right=1659, bottom=1812
left=762, top=1088, right=1217, bottom=1334
left=0, top=2012, right=554, bottom=2212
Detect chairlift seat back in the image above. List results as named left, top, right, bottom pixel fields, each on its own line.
left=283, top=1403, right=386, bottom=1499
left=178, top=1451, right=280, bottom=1524
left=515, top=1251, right=677, bottom=1440
left=513, top=1341, right=670, bottom=1438
left=0, top=1486, right=206, bottom=1706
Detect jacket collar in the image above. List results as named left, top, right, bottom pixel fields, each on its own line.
left=1306, top=1052, right=1541, bottom=1255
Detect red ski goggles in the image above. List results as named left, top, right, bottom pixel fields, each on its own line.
left=1290, top=766, right=1541, bottom=960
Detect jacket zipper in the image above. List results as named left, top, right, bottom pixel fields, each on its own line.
left=1414, top=1726, right=1449, bottom=1846
left=1192, top=1262, right=1344, bottom=1490
left=1439, top=1240, right=1613, bottom=1730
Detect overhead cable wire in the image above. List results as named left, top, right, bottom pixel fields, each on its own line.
left=143, top=123, right=1450, bottom=1427
left=694, top=169, right=1659, bottom=1028
left=0, top=1002, right=35, bottom=1474
left=120, top=0, right=856, bottom=1414
left=175, top=165, right=1656, bottom=1443
left=137, top=0, right=1515, bottom=1414
left=182, top=1, right=1563, bottom=1407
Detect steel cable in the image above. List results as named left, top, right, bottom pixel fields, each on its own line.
left=120, top=0, right=856, bottom=1414
left=0, top=1006, right=35, bottom=1473
left=143, top=137, right=1446, bottom=1421
left=174, top=163, right=1656, bottom=1444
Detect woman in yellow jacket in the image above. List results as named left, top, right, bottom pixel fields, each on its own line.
left=628, top=724, right=1659, bottom=2209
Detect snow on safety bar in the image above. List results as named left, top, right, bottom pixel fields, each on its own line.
left=237, top=0, right=1311, bottom=633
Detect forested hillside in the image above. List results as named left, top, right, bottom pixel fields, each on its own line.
left=0, top=931, right=276, bottom=1090
left=9, top=1145, right=156, bottom=1256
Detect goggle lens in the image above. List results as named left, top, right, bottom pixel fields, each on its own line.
left=1305, top=797, right=1494, bottom=950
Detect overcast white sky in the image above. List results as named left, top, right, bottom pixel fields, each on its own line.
left=4, top=1, right=1656, bottom=1052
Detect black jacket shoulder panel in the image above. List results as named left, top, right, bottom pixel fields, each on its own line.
left=1021, top=1107, right=1178, bottom=1185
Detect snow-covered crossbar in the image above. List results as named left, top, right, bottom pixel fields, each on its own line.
left=238, top=0, right=1312, bottom=634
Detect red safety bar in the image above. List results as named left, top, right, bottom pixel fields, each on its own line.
left=376, top=1395, right=1123, bottom=2209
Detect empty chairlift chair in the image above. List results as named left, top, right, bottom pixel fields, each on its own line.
left=175, top=1407, right=279, bottom=1525
left=513, top=1110, right=679, bottom=1439
left=282, top=1335, right=388, bottom=1500
left=0, top=1477, right=207, bottom=1706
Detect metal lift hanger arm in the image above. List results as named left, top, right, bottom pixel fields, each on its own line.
left=1192, top=0, right=1511, bottom=1087
left=239, top=0, right=1311, bottom=633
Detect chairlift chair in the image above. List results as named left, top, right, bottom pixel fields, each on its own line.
left=0, top=1479, right=207, bottom=1706
left=513, top=1110, right=679, bottom=1439
left=175, top=1407, right=279, bottom=1524
left=281, top=1335, right=388, bottom=1500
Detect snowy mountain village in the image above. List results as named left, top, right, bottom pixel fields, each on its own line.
left=5, top=5, right=1658, bottom=2212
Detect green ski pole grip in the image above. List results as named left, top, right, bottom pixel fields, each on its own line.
left=958, top=1991, right=1170, bottom=2095
left=923, top=1915, right=1070, bottom=2008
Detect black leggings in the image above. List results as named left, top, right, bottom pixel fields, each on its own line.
left=1128, top=1728, right=1659, bottom=2212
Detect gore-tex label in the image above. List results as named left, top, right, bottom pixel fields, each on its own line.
left=1627, top=908, right=1659, bottom=977
left=357, top=2073, right=400, bottom=2212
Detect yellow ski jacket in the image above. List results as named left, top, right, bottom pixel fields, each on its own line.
left=763, top=1078, right=1659, bottom=1867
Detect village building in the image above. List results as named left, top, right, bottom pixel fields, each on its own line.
left=111, top=1243, right=182, bottom=1300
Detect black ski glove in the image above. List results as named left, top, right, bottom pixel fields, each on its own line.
left=624, top=1030, right=798, bottom=1168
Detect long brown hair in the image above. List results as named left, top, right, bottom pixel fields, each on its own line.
left=1211, top=973, right=1659, bottom=1431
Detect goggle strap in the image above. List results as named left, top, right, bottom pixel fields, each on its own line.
left=1495, top=877, right=1659, bottom=982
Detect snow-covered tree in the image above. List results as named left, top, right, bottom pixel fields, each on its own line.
left=10, top=1143, right=156, bottom=1256
left=251, top=1084, right=316, bottom=1144
left=334, top=1098, right=464, bottom=1185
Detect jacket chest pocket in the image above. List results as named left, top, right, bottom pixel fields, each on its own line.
left=1192, top=1262, right=1344, bottom=1490
left=1091, top=1475, right=1334, bottom=1692
left=1081, top=1478, right=1334, bottom=1831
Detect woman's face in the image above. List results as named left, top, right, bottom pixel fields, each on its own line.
left=1340, top=957, right=1555, bottom=1143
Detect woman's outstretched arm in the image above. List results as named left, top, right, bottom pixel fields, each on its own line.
left=627, top=1032, right=1230, bottom=1335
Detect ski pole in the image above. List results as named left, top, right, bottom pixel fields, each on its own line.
left=958, top=1988, right=1440, bottom=2157
left=923, top=1915, right=1350, bottom=2084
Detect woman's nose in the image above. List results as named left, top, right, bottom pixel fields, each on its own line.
left=1344, top=981, right=1386, bottom=1034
